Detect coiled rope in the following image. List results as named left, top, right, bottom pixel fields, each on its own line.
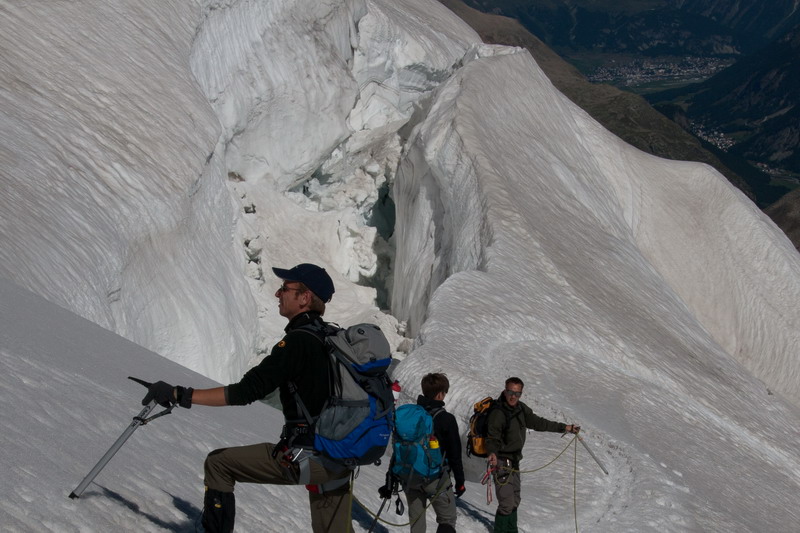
left=480, top=434, right=581, bottom=533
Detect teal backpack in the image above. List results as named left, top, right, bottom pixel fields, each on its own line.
left=391, top=404, right=445, bottom=488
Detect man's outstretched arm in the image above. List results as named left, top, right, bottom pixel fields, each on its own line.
left=191, top=387, right=227, bottom=406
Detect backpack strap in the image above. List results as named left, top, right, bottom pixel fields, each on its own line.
left=427, top=407, right=449, bottom=471
left=285, top=321, right=335, bottom=431
left=493, top=401, right=523, bottom=457
left=286, top=380, right=317, bottom=430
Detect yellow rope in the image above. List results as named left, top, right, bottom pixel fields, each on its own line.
left=346, top=471, right=355, bottom=533
left=490, top=435, right=581, bottom=532
left=493, top=434, right=576, bottom=483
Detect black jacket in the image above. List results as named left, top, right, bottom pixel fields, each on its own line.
left=224, top=312, right=331, bottom=422
left=417, top=395, right=465, bottom=487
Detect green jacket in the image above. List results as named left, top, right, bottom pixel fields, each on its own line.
left=485, top=396, right=567, bottom=463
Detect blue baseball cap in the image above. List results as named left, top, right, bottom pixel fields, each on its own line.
left=272, top=263, right=335, bottom=303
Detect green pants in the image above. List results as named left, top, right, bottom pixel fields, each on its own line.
left=493, top=462, right=521, bottom=515
left=204, top=442, right=351, bottom=533
left=493, top=462, right=521, bottom=532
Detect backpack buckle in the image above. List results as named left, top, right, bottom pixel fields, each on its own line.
left=281, top=422, right=311, bottom=439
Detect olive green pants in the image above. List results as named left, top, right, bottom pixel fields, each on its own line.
left=493, top=462, right=521, bottom=515
left=204, top=442, right=351, bottom=533
left=404, top=473, right=456, bottom=533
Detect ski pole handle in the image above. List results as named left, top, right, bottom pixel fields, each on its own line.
left=577, top=434, right=609, bottom=475
left=69, top=401, right=157, bottom=499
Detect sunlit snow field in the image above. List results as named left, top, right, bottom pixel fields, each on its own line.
left=2, top=0, right=800, bottom=531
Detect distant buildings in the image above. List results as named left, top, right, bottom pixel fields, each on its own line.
left=587, top=56, right=733, bottom=89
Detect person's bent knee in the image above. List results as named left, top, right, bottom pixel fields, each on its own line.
left=204, top=447, right=229, bottom=473
left=496, top=500, right=515, bottom=515
left=205, top=448, right=233, bottom=492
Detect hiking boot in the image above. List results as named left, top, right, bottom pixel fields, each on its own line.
left=201, top=488, right=235, bottom=533
left=493, top=509, right=518, bottom=533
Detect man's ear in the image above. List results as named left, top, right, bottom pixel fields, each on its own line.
left=300, top=290, right=312, bottom=307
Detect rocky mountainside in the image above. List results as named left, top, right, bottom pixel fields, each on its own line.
left=648, top=24, right=799, bottom=205
left=766, top=188, right=800, bottom=252
left=462, top=0, right=800, bottom=57
left=680, top=0, right=800, bottom=49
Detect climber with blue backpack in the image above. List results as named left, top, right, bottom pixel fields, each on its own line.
left=380, top=373, right=465, bottom=533
left=138, top=263, right=395, bottom=533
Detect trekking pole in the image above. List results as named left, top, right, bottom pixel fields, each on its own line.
left=69, top=400, right=157, bottom=498
left=576, top=434, right=608, bottom=475
left=367, top=497, right=390, bottom=533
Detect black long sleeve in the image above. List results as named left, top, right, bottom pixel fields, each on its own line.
left=416, top=395, right=465, bottom=487
left=225, top=313, right=331, bottom=421
left=435, top=410, right=465, bottom=487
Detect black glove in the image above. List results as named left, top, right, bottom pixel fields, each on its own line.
left=378, top=484, right=393, bottom=499
left=141, top=380, right=176, bottom=407
left=134, top=377, right=193, bottom=409
left=379, top=469, right=398, bottom=499
left=454, top=484, right=466, bottom=498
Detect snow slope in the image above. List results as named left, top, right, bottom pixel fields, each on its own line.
left=0, top=278, right=391, bottom=532
left=2, top=0, right=800, bottom=531
left=0, top=278, right=535, bottom=533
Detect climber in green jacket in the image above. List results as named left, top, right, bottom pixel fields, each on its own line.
left=485, top=377, right=580, bottom=533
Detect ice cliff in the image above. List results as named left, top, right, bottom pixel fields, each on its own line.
left=1, top=0, right=799, bottom=400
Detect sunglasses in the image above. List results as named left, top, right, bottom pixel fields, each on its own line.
left=278, top=283, right=304, bottom=293
left=504, top=389, right=522, bottom=397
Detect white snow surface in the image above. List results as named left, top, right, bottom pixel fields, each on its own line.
left=2, top=0, right=800, bottom=531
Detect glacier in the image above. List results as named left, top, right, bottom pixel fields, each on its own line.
left=1, top=0, right=800, bottom=531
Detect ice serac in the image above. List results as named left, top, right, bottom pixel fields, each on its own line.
left=350, top=0, right=479, bottom=137
left=0, top=0, right=256, bottom=382
left=184, top=0, right=480, bottom=348
left=392, top=45, right=800, bottom=406
left=190, top=0, right=366, bottom=190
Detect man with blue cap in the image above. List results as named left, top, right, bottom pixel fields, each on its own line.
left=140, top=263, right=351, bottom=533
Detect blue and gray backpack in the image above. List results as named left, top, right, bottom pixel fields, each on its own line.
left=292, top=322, right=395, bottom=469
left=391, top=404, right=445, bottom=488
